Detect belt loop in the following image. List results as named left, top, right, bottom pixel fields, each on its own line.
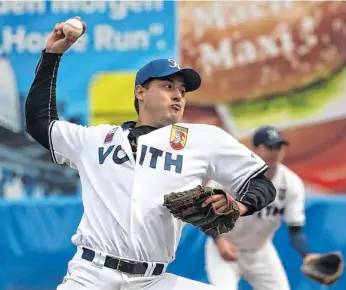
left=91, top=250, right=103, bottom=268
left=144, top=262, right=154, bottom=277
left=98, top=251, right=106, bottom=268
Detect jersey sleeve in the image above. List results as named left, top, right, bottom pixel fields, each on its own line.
left=49, top=120, right=90, bottom=168
left=207, top=126, right=268, bottom=195
left=284, top=174, right=306, bottom=226
left=206, top=180, right=223, bottom=189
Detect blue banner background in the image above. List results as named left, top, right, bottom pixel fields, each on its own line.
left=0, top=0, right=176, bottom=124
left=0, top=196, right=345, bottom=290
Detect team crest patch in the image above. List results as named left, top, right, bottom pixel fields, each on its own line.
left=104, top=128, right=118, bottom=144
left=170, top=125, right=188, bottom=150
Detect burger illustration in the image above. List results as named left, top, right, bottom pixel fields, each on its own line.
left=179, top=1, right=346, bottom=193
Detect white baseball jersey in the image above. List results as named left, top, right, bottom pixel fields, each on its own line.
left=49, top=121, right=267, bottom=263
left=207, top=163, right=305, bottom=251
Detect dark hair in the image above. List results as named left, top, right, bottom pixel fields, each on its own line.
left=134, top=78, right=153, bottom=114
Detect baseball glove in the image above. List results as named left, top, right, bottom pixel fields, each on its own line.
left=301, top=252, right=344, bottom=285
left=163, top=185, right=240, bottom=236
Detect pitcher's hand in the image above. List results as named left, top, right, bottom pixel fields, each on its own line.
left=202, top=193, right=248, bottom=215
left=45, top=16, right=86, bottom=54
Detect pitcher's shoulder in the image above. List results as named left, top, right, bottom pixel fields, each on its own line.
left=84, top=124, right=122, bottom=139
left=174, top=123, right=225, bottom=133
left=90, top=123, right=120, bottom=131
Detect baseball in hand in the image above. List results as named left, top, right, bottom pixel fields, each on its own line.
left=63, top=18, right=83, bottom=38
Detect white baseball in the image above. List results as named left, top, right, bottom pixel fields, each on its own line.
left=63, top=18, right=83, bottom=38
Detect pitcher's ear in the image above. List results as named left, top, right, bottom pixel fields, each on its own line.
left=135, top=85, right=145, bottom=101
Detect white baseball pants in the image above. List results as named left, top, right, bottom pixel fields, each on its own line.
left=57, top=247, right=216, bottom=290
left=205, top=238, right=290, bottom=290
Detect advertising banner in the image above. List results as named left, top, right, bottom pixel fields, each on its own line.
left=178, top=1, right=346, bottom=193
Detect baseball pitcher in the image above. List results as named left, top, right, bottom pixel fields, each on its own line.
left=205, top=126, right=343, bottom=289
left=25, top=18, right=277, bottom=290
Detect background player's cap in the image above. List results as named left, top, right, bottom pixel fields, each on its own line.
left=252, top=125, right=289, bottom=147
left=135, top=59, right=201, bottom=92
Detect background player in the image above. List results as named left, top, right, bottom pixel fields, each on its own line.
left=25, top=18, right=276, bottom=290
left=205, top=125, right=322, bottom=290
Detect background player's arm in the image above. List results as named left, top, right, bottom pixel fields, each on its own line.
left=288, top=226, right=310, bottom=258
left=25, top=19, right=87, bottom=166
left=284, top=174, right=317, bottom=259
left=207, top=126, right=276, bottom=216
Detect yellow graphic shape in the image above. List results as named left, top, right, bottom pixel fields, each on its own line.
left=89, top=73, right=137, bottom=126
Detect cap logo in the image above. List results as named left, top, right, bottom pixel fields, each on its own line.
left=268, top=129, right=279, bottom=139
left=168, top=59, right=180, bottom=69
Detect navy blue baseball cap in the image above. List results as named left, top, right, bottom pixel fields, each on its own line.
left=252, top=126, right=289, bottom=147
left=135, top=59, right=201, bottom=92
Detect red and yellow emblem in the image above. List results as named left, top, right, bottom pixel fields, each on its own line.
left=170, top=125, right=188, bottom=150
